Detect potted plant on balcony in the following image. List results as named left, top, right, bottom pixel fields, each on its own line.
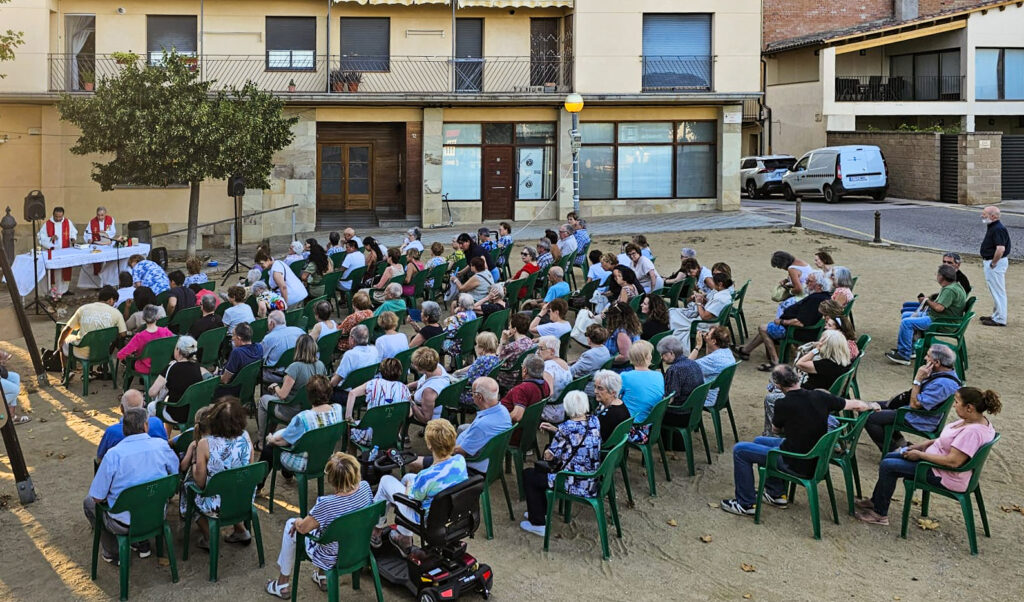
left=182, top=56, right=199, bottom=71
left=111, top=51, right=139, bottom=66
left=343, top=71, right=362, bottom=92
left=287, top=78, right=296, bottom=93
left=80, top=69, right=95, bottom=91
left=329, top=69, right=345, bottom=93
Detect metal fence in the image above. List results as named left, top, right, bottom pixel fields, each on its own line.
left=835, top=75, right=965, bottom=102
left=641, top=55, right=714, bottom=92
left=48, top=53, right=573, bottom=95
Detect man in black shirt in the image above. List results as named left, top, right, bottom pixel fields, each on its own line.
left=941, top=252, right=971, bottom=295
left=165, top=270, right=196, bottom=322
left=737, top=270, right=832, bottom=369
left=980, top=206, right=1010, bottom=326
left=187, top=293, right=223, bottom=339
left=455, top=232, right=496, bottom=281
left=721, top=364, right=880, bottom=516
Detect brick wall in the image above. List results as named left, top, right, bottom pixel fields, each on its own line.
left=827, top=131, right=941, bottom=200
left=764, top=0, right=994, bottom=45
left=959, top=133, right=1002, bottom=205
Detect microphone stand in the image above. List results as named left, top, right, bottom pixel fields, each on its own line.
left=220, top=193, right=250, bottom=285
left=24, top=218, right=55, bottom=321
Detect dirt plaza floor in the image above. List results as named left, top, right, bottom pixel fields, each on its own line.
left=1, top=226, right=1023, bottom=602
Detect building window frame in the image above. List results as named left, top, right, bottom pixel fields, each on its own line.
left=265, top=16, right=317, bottom=72
left=146, top=15, right=198, bottom=66
left=340, top=17, right=391, bottom=73
left=442, top=121, right=557, bottom=202
left=976, top=47, right=1024, bottom=101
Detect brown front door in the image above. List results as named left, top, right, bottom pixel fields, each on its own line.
left=317, top=143, right=374, bottom=212
left=482, top=146, right=514, bottom=220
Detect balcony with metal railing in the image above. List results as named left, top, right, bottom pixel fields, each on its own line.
left=641, top=55, right=713, bottom=92
left=48, top=53, right=573, bottom=96
left=834, top=75, right=966, bottom=102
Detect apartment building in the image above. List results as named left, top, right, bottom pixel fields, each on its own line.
left=0, top=0, right=761, bottom=249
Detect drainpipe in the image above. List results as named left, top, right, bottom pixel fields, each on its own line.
left=326, top=0, right=331, bottom=92
left=760, top=57, right=773, bottom=155
left=199, top=0, right=204, bottom=80
left=451, top=0, right=457, bottom=92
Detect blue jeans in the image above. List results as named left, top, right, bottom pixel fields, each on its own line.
left=732, top=436, right=787, bottom=508
left=897, top=311, right=932, bottom=358
left=901, top=301, right=921, bottom=313
left=870, top=452, right=942, bottom=516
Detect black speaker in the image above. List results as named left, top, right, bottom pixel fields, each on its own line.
left=24, top=190, right=46, bottom=222
left=228, top=175, right=246, bottom=197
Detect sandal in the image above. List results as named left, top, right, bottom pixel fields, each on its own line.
left=311, top=569, right=328, bottom=592
left=265, top=579, right=290, bottom=599
left=389, top=530, right=413, bottom=557
left=757, top=362, right=776, bottom=372
left=370, top=528, right=384, bottom=549
left=12, top=415, right=32, bottom=425
left=732, top=347, right=750, bottom=361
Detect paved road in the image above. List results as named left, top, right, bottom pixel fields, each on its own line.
left=742, top=197, right=1024, bottom=259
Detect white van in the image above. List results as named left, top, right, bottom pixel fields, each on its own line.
left=781, top=145, right=888, bottom=203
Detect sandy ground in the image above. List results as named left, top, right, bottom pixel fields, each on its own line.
left=1, top=226, right=1023, bottom=602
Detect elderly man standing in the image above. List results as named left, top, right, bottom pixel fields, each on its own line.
left=980, top=206, right=1010, bottom=327
left=96, top=390, right=169, bottom=460
left=885, top=264, right=966, bottom=365
left=868, top=345, right=961, bottom=452
left=261, top=310, right=304, bottom=384
left=37, top=206, right=79, bottom=296
left=569, top=216, right=590, bottom=267
left=85, top=407, right=178, bottom=564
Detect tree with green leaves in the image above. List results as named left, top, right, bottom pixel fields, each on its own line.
left=0, top=0, right=25, bottom=79
left=57, top=52, right=297, bottom=255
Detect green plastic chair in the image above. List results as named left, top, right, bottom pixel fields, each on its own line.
left=466, top=425, right=516, bottom=540
left=168, top=306, right=202, bottom=336
left=231, top=360, right=262, bottom=411
left=316, top=330, right=343, bottom=372
left=703, top=362, right=741, bottom=453
left=661, top=380, right=713, bottom=477
left=729, top=279, right=751, bottom=343
left=392, top=347, right=416, bottom=383
left=454, top=318, right=483, bottom=369
left=548, top=374, right=591, bottom=410
left=290, top=260, right=307, bottom=278
left=499, top=244, right=515, bottom=280
left=754, top=427, right=843, bottom=540
left=479, top=308, right=511, bottom=336
left=423, top=332, right=447, bottom=357
left=503, top=278, right=528, bottom=312
left=155, top=290, right=171, bottom=309
left=338, top=362, right=380, bottom=394
left=245, top=294, right=261, bottom=316
left=265, top=386, right=309, bottom=441
left=269, top=421, right=346, bottom=516
left=778, top=318, right=826, bottom=364
left=182, top=462, right=267, bottom=581
left=402, top=266, right=431, bottom=308
left=62, top=326, right=119, bottom=396
left=250, top=318, right=269, bottom=344
left=302, top=295, right=328, bottom=326
left=122, top=335, right=178, bottom=402
left=524, top=269, right=543, bottom=300
left=285, top=307, right=306, bottom=330
left=349, top=401, right=411, bottom=453
left=318, top=271, right=343, bottom=306
left=667, top=277, right=694, bottom=307
left=337, top=267, right=367, bottom=314
left=291, top=501, right=387, bottom=602
left=544, top=438, right=627, bottom=561
left=912, top=311, right=974, bottom=378
left=262, top=347, right=296, bottom=388
left=647, top=330, right=673, bottom=369
left=199, top=282, right=216, bottom=292
left=506, top=400, right=546, bottom=501
left=687, top=302, right=734, bottom=351
left=828, top=412, right=871, bottom=515
left=154, top=375, right=220, bottom=433
left=435, top=378, right=470, bottom=425
left=425, top=263, right=449, bottom=302
left=196, top=326, right=228, bottom=370
left=89, top=473, right=179, bottom=601
left=358, top=315, right=378, bottom=342
left=882, top=393, right=957, bottom=454
left=622, top=394, right=674, bottom=498
left=214, top=301, right=230, bottom=319
left=899, top=434, right=999, bottom=555
left=849, top=334, right=872, bottom=399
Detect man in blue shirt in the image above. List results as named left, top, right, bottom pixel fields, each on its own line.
left=96, top=390, right=168, bottom=460
left=261, top=310, right=304, bottom=383
left=522, top=266, right=569, bottom=312
left=215, top=322, right=263, bottom=398
left=330, top=325, right=380, bottom=386
left=85, top=407, right=178, bottom=564
left=454, top=377, right=512, bottom=472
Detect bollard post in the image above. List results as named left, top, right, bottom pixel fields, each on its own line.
left=873, top=211, right=882, bottom=243
left=794, top=198, right=803, bottom=228
left=0, top=207, right=16, bottom=260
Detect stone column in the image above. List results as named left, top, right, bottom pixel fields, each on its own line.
left=258, top=109, right=317, bottom=241
left=718, top=105, right=742, bottom=211
left=422, top=108, right=445, bottom=227
left=958, top=133, right=1002, bottom=205
left=557, top=108, right=575, bottom=218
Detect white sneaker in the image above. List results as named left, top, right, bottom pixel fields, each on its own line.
left=523, top=512, right=529, bottom=520
left=519, top=521, right=546, bottom=537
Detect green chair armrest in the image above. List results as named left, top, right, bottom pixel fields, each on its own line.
left=551, top=469, right=599, bottom=492
left=891, top=405, right=942, bottom=428
left=764, top=446, right=815, bottom=471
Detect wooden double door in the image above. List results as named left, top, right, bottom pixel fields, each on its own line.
left=317, top=143, right=373, bottom=212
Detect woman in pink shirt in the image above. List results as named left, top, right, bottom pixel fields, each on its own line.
left=117, top=305, right=174, bottom=374
left=855, top=387, right=1001, bottom=525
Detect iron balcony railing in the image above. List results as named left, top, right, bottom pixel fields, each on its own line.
left=835, top=75, right=966, bottom=102
left=642, top=55, right=713, bottom=92
left=48, top=53, right=573, bottom=95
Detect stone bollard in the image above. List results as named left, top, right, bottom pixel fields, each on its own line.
left=0, top=207, right=16, bottom=259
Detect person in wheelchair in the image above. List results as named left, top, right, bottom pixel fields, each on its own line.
left=371, top=419, right=468, bottom=553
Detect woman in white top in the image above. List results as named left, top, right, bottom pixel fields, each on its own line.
left=308, top=300, right=339, bottom=341
left=625, top=243, right=662, bottom=293
left=374, top=311, right=410, bottom=360
left=255, top=249, right=307, bottom=309
left=771, top=250, right=812, bottom=315
left=346, top=358, right=412, bottom=445
left=283, top=240, right=306, bottom=266
left=400, top=227, right=425, bottom=254
left=537, top=335, right=571, bottom=400
left=365, top=247, right=405, bottom=305
left=407, top=347, right=450, bottom=423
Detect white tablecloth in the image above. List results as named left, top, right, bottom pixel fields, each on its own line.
left=4, top=243, right=151, bottom=297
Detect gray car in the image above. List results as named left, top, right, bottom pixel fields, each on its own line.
left=740, top=155, right=797, bottom=199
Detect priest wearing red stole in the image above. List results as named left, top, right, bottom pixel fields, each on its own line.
left=78, top=206, right=124, bottom=289
left=37, top=206, right=78, bottom=296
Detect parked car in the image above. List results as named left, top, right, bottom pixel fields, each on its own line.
left=781, top=145, right=888, bottom=203
left=740, top=155, right=797, bottom=198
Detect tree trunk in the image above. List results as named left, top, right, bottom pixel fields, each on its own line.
left=186, top=180, right=201, bottom=257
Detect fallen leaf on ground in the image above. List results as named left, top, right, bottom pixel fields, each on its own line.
left=667, top=519, right=678, bottom=527
left=39, top=418, right=48, bottom=423
left=999, top=504, right=1024, bottom=514
left=917, top=518, right=940, bottom=530
left=699, top=535, right=713, bottom=543
left=62, top=436, right=69, bottom=442
left=708, top=502, right=718, bottom=508
left=743, top=595, right=752, bottom=600
left=911, top=498, right=920, bottom=506
left=57, top=454, right=66, bottom=460
left=894, top=597, right=901, bottom=600
left=741, top=563, right=757, bottom=573
left=157, top=557, right=170, bottom=567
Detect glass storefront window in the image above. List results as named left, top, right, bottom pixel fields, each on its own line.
left=618, top=122, right=674, bottom=144
left=618, top=145, right=673, bottom=198
left=676, top=144, right=716, bottom=198
left=516, top=123, right=556, bottom=145
left=485, top=123, right=514, bottom=144
left=443, top=123, right=482, bottom=145
left=677, top=121, right=716, bottom=143
left=442, top=146, right=482, bottom=200
left=580, top=122, right=615, bottom=144
left=580, top=146, right=615, bottom=199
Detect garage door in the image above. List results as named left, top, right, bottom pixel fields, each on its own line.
left=1003, top=135, right=1024, bottom=200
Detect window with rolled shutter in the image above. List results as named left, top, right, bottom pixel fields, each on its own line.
left=266, top=17, right=316, bottom=70
left=340, top=18, right=390, bottom=72
left=641, top=14, right=712, bottom=91
left=147, top=15, right=197, bottom=66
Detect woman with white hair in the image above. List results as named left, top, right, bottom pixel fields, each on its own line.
left=619, top=340, right=664, bottom=444
left=593, top=370, right=631, bottom=442
left=441, top=294, right=478, bottom=362
left=520, top=390, right=603, bottom=536
left=473, top=283, right=507, bottom=317
left=537, top=335, right=571, bottom=413
left=409, top=300, right=444, bottom=347
left=831, top=265, right=854, bottom=307
left=284, top=240, right=306, bottom=266
left=400, top=227, right=424, bottom=254
left=146, top=336, right=208, bottom=430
